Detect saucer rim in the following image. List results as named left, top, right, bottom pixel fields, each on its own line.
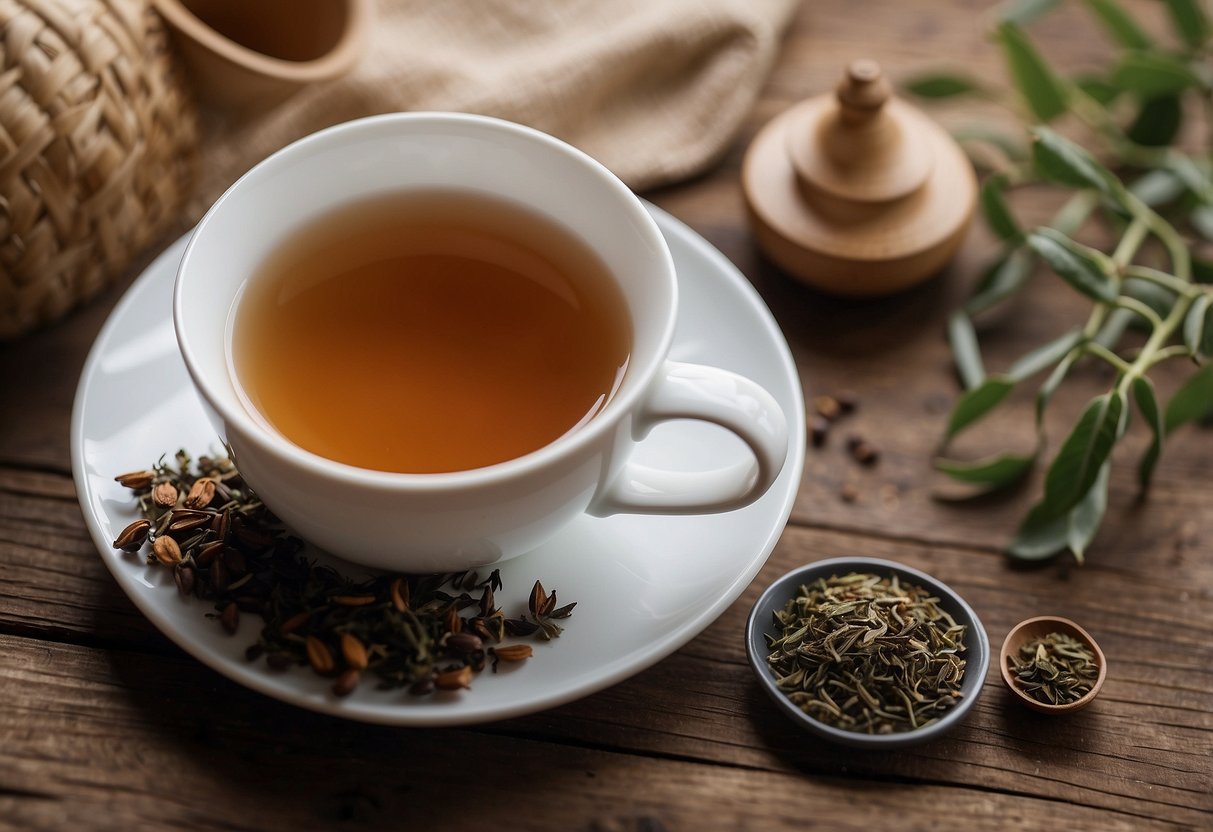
left=70, top=201, right=807, bottom=725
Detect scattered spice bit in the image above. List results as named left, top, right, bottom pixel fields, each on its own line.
left=835, top=390, right=858, bottom=415
left=839, top=482, right=860, bottom=503
left=813, top=394, right=842, bottom=421
left=112, top=449, right=577, bottom=701
left=809, top=415, right=830, bottom=448
left=765, top=572, right=967, bottom=734
left=847, top=435, right=880, bottom=466
left=1008, top=632, right=1099, bottom=706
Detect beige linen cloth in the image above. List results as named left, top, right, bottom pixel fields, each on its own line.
left=193, top=0, right=800, bottom=213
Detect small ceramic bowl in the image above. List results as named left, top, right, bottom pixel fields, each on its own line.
left=999, top=616, right=1107, bottom=714
left=154, top=0, right=373, bottom=110
left=745, top=556, right=989, bottom=749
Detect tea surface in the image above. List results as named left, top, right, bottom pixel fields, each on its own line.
left=231, top=190, right=631, bottom=474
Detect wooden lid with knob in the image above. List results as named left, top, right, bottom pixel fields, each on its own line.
left=743, top=60, right=976, bottom=297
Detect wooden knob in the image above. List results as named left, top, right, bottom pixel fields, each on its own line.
left=788, top=60, right=930, bottom=204
left=836, top=59, right=890, bottom=116
left=741, top=59, right=978, bottom=297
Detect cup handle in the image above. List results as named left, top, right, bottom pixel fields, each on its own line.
left=588, top=360, right=789, bottom=516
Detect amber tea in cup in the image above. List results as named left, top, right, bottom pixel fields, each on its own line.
left=230, top=189, right=632, bottom=474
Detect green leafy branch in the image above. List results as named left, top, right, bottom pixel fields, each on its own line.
left=907, top=0, right=1213, bottom=563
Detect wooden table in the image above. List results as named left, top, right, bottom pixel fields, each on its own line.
left=2, top=2, right=1210, bottom=829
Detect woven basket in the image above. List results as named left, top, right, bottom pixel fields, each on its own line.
left=0, top=0, right=197, bottom=340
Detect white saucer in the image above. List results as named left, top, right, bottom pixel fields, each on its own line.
left=71, top=202, right=806, bottom=726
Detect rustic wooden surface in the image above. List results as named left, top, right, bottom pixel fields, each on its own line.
left=2, top=1, right=1211, bottom=829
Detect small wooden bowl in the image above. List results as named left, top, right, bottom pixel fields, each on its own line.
left=153, top=0, right=372, bottom=111
left=1000, top=616, right=1107, bottom=715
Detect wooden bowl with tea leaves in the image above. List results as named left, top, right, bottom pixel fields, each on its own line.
left=999, top=616, right=1107, bottom=715
left=745, top=556, right=989, bottom=749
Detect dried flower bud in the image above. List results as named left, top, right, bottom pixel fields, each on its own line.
left=166, top=511, right=211, bottom=533
left=195, top=540, right=224, bottom=567
left=210, top=557, right=230, bottom=593
left=280, top=611, right=311, bottom=636
left=152, top=482, right=178, bottom=507
left=112, top=519, right=151, bottom=550
left=210, top=508, right=230, bottom=539
left=152, top=535, right=183, bottom=565
left=447, top=633, right=483, bottom=654
left=341, top=633, right=369, bottom=670
left=492, top=644, right=533, bottom=663
left=390, top=577, right=409, bottom=613
left=306, top=635, right=336, bottom=675
left=115, top=470, right=155, bottom=490
left=434, top=665, right=473, bottom=690
left=332, top=669, right=361, bottom=697
left=220, top=601, right=239, bottom=634
left=184, top=478, right=217, bottom=510
left=174, top=564, right=196, bottom=596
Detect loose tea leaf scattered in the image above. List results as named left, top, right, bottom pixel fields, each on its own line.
left=1008, top=631, right=1099, bottom=706
left=113, top=450, right=574, bottom=698
left=765, top=572, right=967, bottom=734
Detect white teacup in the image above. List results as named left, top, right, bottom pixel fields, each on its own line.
left=175, top=113, right=789, bottom=572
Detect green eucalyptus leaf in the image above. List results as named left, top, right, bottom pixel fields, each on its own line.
left=1132, top=376, right=1165, bottom=490
left=946, top=376, right=1016, bottom=440
left=1008, top=329, right=1084, bottom=381
left=1027, top=228, right=1118, bottom=302
left=997, top=23, right=1069, bottom=122
left=936, top=451, right=1037, bottom=489
left=1031, top=127, right=1118, bottom=197
left=1084, top=0, right=1153, bottom=48
left=998, top=0, right=1063, bottom=25
left=1037, top=389, right=1126, bottom=520
left=905, top=73, right=988, bottom=98
left=1073, top=74, right=1122, bottom=106
left=1127, top=95, right=1183, bottom=147
left=1010, top=463, right=1109, bottom=562
left=1066, top=462, right=1110, bottom=563
left=966, top=248, right=1035, bottom=315
left=1165, top=365, right=1213, bottom=431
left=1165, top=0, right=1210, bottom=48
left=1094, top=308, right=1134, bottom=347
left=1165, top=155, right=1213, bottom=202
left=1192, top=205, right=1213, bottom=242
left=952, top=124, right=1029, bottom=162
left=980, top=175, right=1022, bottom=241
left=1112, top=50, right=1203, bottom=96
left=948, top=311, right=985, bottom=390
left=1183, top=293, right=1213, bottom=360
left=1130, top=169, right=1185, bottom=207
left=1036, top=350, right=1079, bottom=428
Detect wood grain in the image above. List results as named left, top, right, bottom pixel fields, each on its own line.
left=2, top=1, right=1211, bottom=829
